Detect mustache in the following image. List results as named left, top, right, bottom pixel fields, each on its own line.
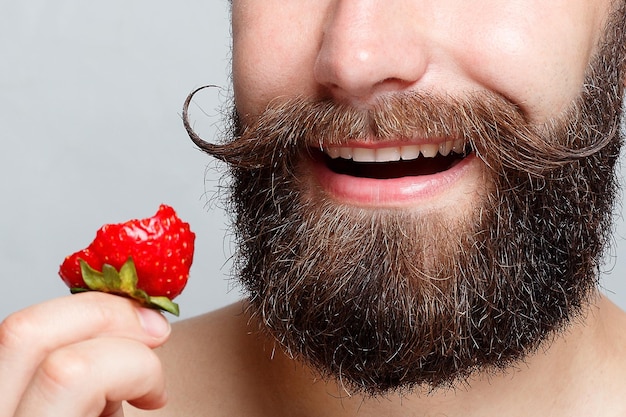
left=183, top=85, right=619, bottom=177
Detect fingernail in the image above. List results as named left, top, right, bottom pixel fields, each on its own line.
left=137, top=307, right=171, bottom=338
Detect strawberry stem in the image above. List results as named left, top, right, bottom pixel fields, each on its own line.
left=73, top=258, right=180, bottom=316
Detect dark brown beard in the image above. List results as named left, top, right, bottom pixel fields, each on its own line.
left=185, top=4, right=626, bottom=394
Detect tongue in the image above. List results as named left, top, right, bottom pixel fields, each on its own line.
left=326, top=154, right=464, bottom=179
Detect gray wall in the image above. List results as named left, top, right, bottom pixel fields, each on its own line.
left=1, top=1, right=625, bottom=321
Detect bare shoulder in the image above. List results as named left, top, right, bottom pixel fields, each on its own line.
left=126, top=300, right=282, bottom=416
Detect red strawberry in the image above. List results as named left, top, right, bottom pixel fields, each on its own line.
left=59, top=204, right=195, bottom=315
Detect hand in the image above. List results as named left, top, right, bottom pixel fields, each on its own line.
left=0, top=292, right=171, bottom=417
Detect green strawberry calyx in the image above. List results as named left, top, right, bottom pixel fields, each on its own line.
left=71, top=257, right=180, bottom=316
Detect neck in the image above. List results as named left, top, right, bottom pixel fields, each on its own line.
left=265, top=293, right=625, bottom=417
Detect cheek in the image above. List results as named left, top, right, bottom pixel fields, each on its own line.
left=232, top=2, right=324, bottom=117
left=476, top=31, right=589, bottom=118
left=448, top=4, right=602, bottom=122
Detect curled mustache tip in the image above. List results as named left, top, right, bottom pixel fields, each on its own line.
left=183, top=85, right=275, bottom=170
left=182, top=84, right=229, bottom=163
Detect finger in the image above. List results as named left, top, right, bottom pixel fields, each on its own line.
left=0, top=292, right=170, bottom=416
left=14, top=337, right=167, bottom=417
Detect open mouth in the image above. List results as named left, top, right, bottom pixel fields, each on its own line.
left=319, top=140, right=472, bottom=180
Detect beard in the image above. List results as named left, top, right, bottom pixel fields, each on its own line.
left=185, top=4, right=626, bottom=395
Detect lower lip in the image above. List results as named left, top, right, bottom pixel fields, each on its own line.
left=309, top=153, right=479, bottom=207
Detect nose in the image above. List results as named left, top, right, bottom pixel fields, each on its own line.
left=314, top=0, right=429, bottom=103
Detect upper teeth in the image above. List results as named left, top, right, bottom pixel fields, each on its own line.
left=324, top=139, right=466, bottom=163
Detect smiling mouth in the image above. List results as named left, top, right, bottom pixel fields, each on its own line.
left=319, top=140, right=472, bottom=180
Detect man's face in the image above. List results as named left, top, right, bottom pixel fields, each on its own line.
left=232, top=0, right=610, bottom=125
left=193, top=0, right=625, bottom=393
left=229, top=0, right=616, bottom=243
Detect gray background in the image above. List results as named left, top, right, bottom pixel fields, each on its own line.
left=1, top=1, right=625, bottom=321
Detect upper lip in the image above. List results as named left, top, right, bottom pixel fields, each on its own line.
left=321, top=138, right=468, bottom=163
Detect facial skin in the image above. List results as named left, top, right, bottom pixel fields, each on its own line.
left=185, top=0, right=625, bottom=394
